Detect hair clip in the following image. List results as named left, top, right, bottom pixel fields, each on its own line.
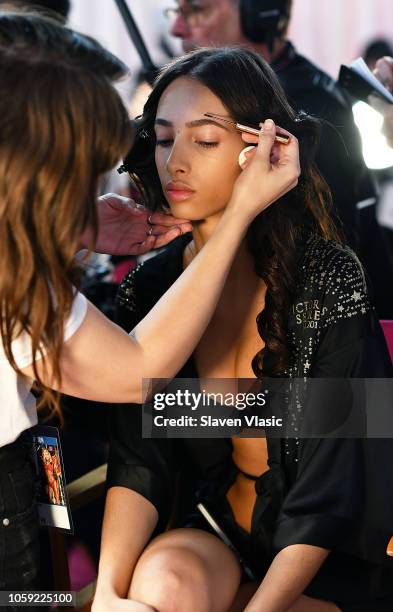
left=294, top=111, right=308, bottom=122
left=139, top=129, right=150, bottom=140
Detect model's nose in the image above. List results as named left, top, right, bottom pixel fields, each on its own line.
left=165, top=140, right=190, bottom=177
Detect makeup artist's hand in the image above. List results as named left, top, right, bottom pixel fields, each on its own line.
left=80, top=193, right=193, bottom=255
left=228, top=119, right=300, bottom=223
left=370, top=57, right=393, bottom=147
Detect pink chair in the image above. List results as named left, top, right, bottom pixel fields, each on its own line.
left=380, top=321, right=393, bottom=557
left=380, top=320, right=393, bottom=364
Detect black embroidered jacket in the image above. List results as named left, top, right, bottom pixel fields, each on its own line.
left=108, top=233, right=393, bottom=603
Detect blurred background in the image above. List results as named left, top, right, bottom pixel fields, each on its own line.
left=68, top=0, right=393, bottom=88
left=68, top=0, right=393, bottom=174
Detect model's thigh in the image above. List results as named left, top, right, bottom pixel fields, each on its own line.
left=288, top=594, right=341, bottom=611
left=129, top=528, right=242, bottom=612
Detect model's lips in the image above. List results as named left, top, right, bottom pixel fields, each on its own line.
left=165, top=181, right=195, bottom=202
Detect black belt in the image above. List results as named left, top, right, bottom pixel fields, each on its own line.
left=238, top=468, right=260, bottom=481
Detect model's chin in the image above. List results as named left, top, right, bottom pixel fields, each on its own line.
left=164, top=196, right=225, bottom=222
left=169, top=208, right=204, bottom=223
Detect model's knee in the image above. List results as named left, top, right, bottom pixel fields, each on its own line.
left=130, top=548, right=211, bottom=611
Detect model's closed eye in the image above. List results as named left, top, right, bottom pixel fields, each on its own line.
left=195, top=141, right=219, bottom=149
left=155, top=138, right=219, bottom=149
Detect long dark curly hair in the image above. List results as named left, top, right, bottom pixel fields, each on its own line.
left=123, top=47, right=342, bottom=377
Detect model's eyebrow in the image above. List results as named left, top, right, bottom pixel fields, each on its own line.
left=155, top=118, right=230, bottom=131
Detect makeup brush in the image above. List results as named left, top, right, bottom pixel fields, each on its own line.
left=204, top=113, right=290, bottom=145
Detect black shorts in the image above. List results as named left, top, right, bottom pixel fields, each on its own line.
left=180, top=474, right=271, bottom=583
left=180, top=475, right=393, bottom=609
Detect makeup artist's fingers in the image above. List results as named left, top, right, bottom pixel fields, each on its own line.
left=148, top=222, right=193, bottom=236
left=130, top=235, right=157, bottom=256
left=256, top=122, right=300, bottom=191
left=229, top=119, right=300, bottom=221
left=253, top=119, right=277, bottom=170
left=270, top=142, right=281, bottom=165
left=149, top=211, right=191, bottom=227
left=241, top=131, right=259, bottom=144
left=275, top=132, right=300, bottom=171
left=131, top=223, right=193, bottom=254
left=154, top=227, right=189, bottom=248
left=241, top=123, right=290, bottom=143
left=242, top=140, right=282, bottom=167
left=242, top=120, right=290, bottom=171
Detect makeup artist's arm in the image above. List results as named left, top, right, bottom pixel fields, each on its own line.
left=22, top=121, right=299, bottom=404
left=244, top=544, right=331, bottom=612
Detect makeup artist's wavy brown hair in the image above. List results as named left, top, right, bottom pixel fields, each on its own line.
left=124, top=47, right=342, bottom=377
left=0, top=12, right=133, bottom=415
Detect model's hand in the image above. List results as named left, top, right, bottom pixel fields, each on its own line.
left=92, top=593, right=156, bottom=612
left=80, top=193, right=193, bottom=255
left=370, top=57, right=393, bottom=147
left=227, top=119, right=300, bottom=224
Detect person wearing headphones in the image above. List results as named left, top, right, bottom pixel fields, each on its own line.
left=165, top=0, right=393, bottom=319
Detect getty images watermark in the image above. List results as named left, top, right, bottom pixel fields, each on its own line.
left=152, top=388, right=282, bottom=429
left=141, top=378, right=286, bottom=438
left=141, top=378, right=393, bottom=439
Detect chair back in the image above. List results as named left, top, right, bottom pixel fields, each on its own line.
left=381, top=320, right=393, bottom=364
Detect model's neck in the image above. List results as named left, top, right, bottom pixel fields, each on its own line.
left=191, top=213, right=222, bottom=253
left=189, top=213, right=260, bottom=301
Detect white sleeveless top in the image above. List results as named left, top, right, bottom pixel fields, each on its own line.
left=0, top=291, right=87, bottom=447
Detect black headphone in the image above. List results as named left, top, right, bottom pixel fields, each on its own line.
left=240, top=0, right=290, bottom=49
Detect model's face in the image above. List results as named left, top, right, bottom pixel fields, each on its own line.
left=170, top=0, right=248, bottom=52
left=154, top=77, right=245, bottom=221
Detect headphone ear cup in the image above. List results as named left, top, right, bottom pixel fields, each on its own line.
left=240, top=0, right=260, bottom=43
left=240, top=0, right=287, bottom=44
